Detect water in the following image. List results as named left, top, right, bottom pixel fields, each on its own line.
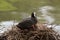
left=38, top=6, right=60, bottom=35
left=46, top=24, right=60, bottom=35
left=0, top=21, right=18, bottom=36
left=39, top=6, right=55, bottom=24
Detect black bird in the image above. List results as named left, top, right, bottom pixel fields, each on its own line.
left=16, top=12, right=37, bottom=30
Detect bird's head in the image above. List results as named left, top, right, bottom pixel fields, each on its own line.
left=31, top=12, right=36, bottom=18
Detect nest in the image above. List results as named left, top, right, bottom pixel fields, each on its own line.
left=0, top=24, right=60, bottom=40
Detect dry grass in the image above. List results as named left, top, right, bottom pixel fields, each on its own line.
left=0, top=24, right=60, bottom=40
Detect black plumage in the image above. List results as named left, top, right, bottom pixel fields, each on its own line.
left=16, top=12, right=37, bottom=30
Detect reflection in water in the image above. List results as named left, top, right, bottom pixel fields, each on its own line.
left=38, top=6, right=60, bottom=34
left=39, top=6, right=55, bottom=24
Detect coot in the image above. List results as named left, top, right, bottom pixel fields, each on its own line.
left=16, top=12, right=37, bottom=30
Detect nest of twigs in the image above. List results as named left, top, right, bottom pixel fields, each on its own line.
left=0, top=24, right=60, bottom=40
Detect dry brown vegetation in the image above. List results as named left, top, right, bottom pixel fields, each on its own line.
left=0, top=23, right=60, bottom=40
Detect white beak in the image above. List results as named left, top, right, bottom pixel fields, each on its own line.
left=34, top=12, right=36, bottom=16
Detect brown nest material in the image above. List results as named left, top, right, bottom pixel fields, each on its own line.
left=0, top=24, right=60, bottom=40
